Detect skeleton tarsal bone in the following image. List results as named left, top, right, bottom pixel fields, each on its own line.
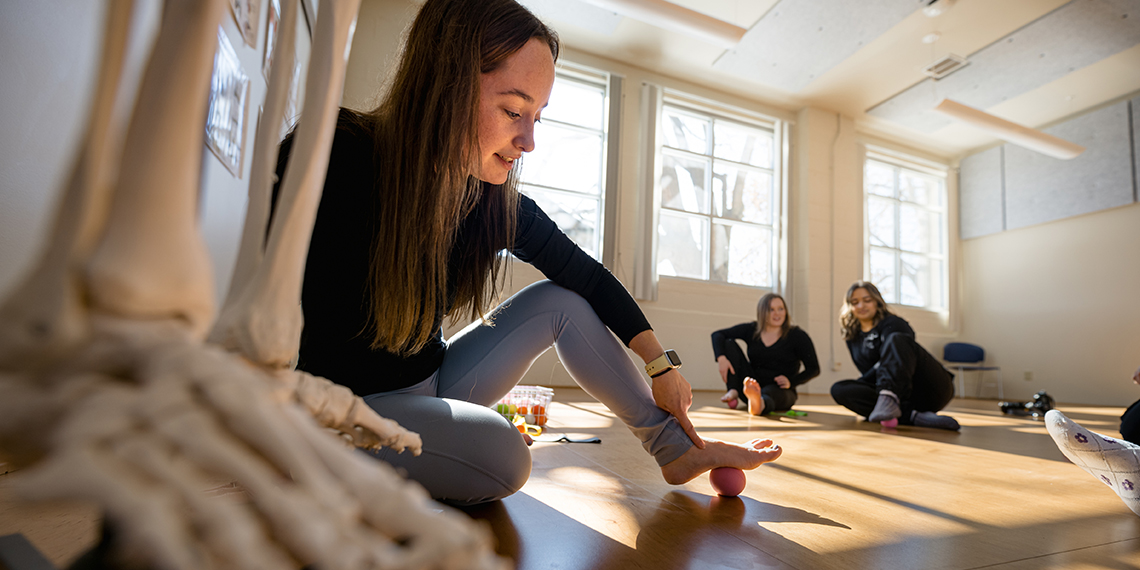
left=11, top=329, right=504, bottom=570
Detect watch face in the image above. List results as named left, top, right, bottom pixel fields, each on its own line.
left=666, top=349, right=682, bottom=367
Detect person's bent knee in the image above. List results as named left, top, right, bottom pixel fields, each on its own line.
left=364, top=395, right=532, bottom=505
left=519, top=280, right=592, bottom=315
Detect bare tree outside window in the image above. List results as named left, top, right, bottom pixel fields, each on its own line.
left=657, top=105, right=777, bottom=288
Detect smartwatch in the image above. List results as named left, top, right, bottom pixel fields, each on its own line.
left=645, top=349, right=682, bottom=378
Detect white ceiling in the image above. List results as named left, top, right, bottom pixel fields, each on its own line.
left=522, top=0, right=1140, bottom=160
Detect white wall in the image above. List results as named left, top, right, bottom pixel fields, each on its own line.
left=0, top=1, right=311, bottom=306
left=958, top=202, right=1140, bottom=405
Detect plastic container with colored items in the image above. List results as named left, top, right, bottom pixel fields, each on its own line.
left=494, top=385, right=553, bottom=427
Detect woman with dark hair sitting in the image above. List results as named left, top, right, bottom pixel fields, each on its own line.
left=274, top=0, right=781, bottom=506
left=711, top=293, right=819, bottom=416
left=830, top=281, right=959, bottom=430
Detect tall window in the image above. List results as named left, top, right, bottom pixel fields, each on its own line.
left=864, top=156, right=948, bottom=310
left=656, top=104, right=778, bottom=287
left=519, top=69, right=609, bottom=259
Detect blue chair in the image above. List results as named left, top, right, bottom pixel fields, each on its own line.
left=943, top=342, right=1003, bottom=399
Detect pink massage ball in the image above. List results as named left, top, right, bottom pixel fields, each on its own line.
left=881, top=418, right=898, bottom=428
left=709, top=467, right=746, bottom=497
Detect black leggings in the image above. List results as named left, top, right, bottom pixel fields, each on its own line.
left=830, top=333, right=954, bottom=423
left=719, top=338, right=797, bottom=412
left=1122, top=399, right=1140, bottom=444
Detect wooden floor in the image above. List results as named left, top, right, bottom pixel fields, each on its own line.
left=4, top=389, right=1140, bottom=569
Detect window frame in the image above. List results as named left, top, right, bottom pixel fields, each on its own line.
left=518, top=63, right=613, bottom=262
left=653, top=94, right=784, bottom=290
left=862, top=149, right=950, bottom=312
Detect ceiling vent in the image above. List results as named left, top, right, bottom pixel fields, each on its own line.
left=921, top=53, right=969, bottom=79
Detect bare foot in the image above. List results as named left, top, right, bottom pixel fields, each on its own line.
left=661, top=437, right=781, bottom=485
left=720, top=389, right=739, bottom=409
left=743, top=378, right=764, bottom=416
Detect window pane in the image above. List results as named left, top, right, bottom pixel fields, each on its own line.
left=662, top=107, right=709, bottom=153
left=712, top=164, right=771, bottom=224
left=868, top=248, right=897, bottom=303
left=865, top=160, right=895, bottom=197
left=899, top=172, right=936, bottom=206
left=867, top=196, right=895, bottom=248
left=660, top=152, right=709, bottom=214
left=899, top=252, right=930, bottom=307
left=930, top=258, right=946, bottom=309
left=543, top=80, right=605, bottom=130
left=713, top=121, right=772, bottom=168
left=898, top=204, right=930, bottom=253
left=525, top=123, right=602, bottom=194
left=522, top=187, right=600, bottom=259
left=711, top=222, right=771, bottom=287
left=657, top=212, right=708, bottom=279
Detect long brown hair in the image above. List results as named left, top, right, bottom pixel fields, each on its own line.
left=357, top=0, right=559, bottom=355
left=839, top=281, right=892, bottom=341
left=753, top=292, right=791, bottom=340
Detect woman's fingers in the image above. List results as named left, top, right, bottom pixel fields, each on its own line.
left=651, top=370, right=704, bottom=448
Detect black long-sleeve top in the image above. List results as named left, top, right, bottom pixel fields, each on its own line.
left=272, top=110, right=650, bottom=397
left=710, top=323, right=820, bottom=388
left=846, top=314, right=914, bottom=376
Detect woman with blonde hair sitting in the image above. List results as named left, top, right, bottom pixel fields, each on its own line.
left=830, top=281, right=959, bottom=430
left=712, top=293, right=819, bottom=416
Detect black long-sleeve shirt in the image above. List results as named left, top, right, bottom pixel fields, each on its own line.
left=710, top=323, right=820, bottom=388
left=273, top=110, right=650, bottom=396
left=846, top=314, right=914, bottom=376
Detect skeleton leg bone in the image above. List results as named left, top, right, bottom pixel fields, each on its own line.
left=205, top=0, right=420, bottom=455
left=0, top=0, right=135, bottom=368
left=215, top=0, right=299, bottom=310
left=210, top=0, right=361, bottom=368
left=84, top=0, right=224, bottom=338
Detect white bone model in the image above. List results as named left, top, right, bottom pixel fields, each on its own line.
left=0, top=0, right=505, bottom=568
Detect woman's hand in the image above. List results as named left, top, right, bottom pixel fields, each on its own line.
left=651, top=368, right=703, bottom=448
left=774, top=375, right=791, bottom=389
left=628, top=330, right=704, bottom=449
left=717, top=355, right=734, bottom=384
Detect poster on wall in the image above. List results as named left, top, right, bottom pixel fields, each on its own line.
left=262, top=0, right=280, bottom=78
left=229, top=0, right=261, bottom=48
left=206, top=28, right=250, bottom=178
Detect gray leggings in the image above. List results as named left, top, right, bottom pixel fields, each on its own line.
left=363, top=280, right=693, bottom=505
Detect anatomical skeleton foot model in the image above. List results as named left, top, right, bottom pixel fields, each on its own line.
left=0, top=0, right=504, bottom=568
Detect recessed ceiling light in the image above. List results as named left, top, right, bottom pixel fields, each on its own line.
left=922, top=32, right=941, bottom=44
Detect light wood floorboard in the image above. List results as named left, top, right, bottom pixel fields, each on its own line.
left=3, top=390, right=1139, bottom=569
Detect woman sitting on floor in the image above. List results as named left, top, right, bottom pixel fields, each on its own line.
left=711, top=293, right=819, bottom=416
left=830, top=281, right=959, bottom=430
left=274, top=0, right=781, bottom=506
